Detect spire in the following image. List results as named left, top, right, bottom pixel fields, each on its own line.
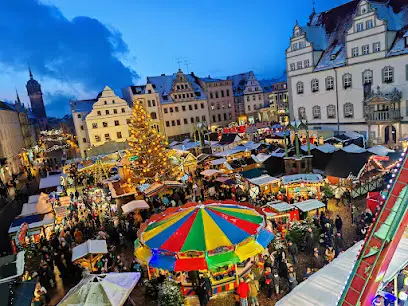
left=29, top=66, right=33, bottom=79
left=16, top=89, right=21, bottom=104
left=308, top=0, right=316, bottom=24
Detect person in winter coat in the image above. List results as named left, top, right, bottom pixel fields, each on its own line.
left=305, top=228, right=315, bottom=255
left=312, top=251, right=325, bottom=271
left=334, top=232, right=345, bottom=257
left=287, top=240, right=298, bottom=266
left=335, top=215, right=343, bottom=233
left=248, top=275, right=260, bottom=306
left=288, top=266, right=298, bottom=291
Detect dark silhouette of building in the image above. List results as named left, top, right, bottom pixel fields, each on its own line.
left=26, top=68, right=47, bottom=130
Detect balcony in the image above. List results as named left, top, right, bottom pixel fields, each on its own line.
left=365, top=109, right=401, bottom=123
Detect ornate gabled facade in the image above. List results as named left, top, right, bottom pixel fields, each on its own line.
left=286, top=0, right=408, bottom=147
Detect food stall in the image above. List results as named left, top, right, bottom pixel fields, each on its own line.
left=134, top=200, right=274, bottom=296
left=262, top=202, right=299, bottom=238
left=246, top=174, right=280, bottom=195
left=293, top=199, right=326, bottom=219
left=281, top=173, right=325, bottom=200
left=72, top=240, right=108, bottom=272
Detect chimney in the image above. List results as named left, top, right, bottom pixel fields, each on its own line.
left=161, top=74, right=165, bottom=76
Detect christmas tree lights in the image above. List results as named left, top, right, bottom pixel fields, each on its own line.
left=126, top=100, right=173, bottom=184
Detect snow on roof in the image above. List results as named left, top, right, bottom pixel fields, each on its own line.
left=213, top=146, right=247, bottom=157
left=200, top=77, right=222, bottom=83
left=282, top=173, right=324, bottom=185
left=227, top=72, right=251, bottom=97
left=8, top=213, right=55, bottom=234
left=265, top=202, right=294, bottom=213
left=301, top=144, right=316, bottom=152
left=344, top=131, right=365, bottom=140
left=247, top=175, right=279, bottom=186
left=294, top=199, right=326, bottom=212
left=271, top=148, right=286, bottom=158
left=168, top=141, right=179, bottom=147
left=171, top=141, right=200, bottom=151
left=252, top=153, right=272, bottom=163
left=276, top=237, right=408, bottom=306
left=243, top=141, right=262, bottom=150
left=315, top=143, right=338, bottom=153
left=342, top=144, right=367, bottom=153
left=367, top=145, right=395, bottom=156
left=39, top=173, right=67, bottom=190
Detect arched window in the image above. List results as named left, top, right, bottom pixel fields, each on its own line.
left=326, top=76, right=334, bottom=90
left=344, top=102, right=354, bottom=118
left=311, top=79, right=319, bottom=92
left=327, top=104, right=336, bottom=119
left=363, top=70, right=373, bottom=85
left=151, top=112, right=157, bottom=120
left=298, top=107, right=306, bottom=120
left=343, top=73, right=352, bottom=89
left=383, top=66, right=394, bottom=83
left=297, top=81, right=304, bottom=94
left=312, top=106, right=321, bottom=119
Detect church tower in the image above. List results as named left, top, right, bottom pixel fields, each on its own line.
left=26, top=68, right=48, bottom=130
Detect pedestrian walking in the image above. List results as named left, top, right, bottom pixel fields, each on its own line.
left=335, top=215, right=343, bottom=234
left=287, top=240, right=298, bottom=266
left=237, top=278, right=250, bottom=306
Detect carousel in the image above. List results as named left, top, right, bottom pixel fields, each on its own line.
left=134, top=200, right=274, bottom=296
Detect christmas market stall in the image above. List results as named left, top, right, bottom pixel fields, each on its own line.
left=293, top=199, right=326, bottom=219
left=246, top=174, right=280, bottom=195
left=262, top=202, right=299, bottom=238
left=281, top=173, right=324, bottom=200
left=39, top=172, right=67, bottom=193
left=121, top=200, right=150, bottom=214
left=72, top=240, right=108, bottom=272
left=134, top=200, right=274, bottom=296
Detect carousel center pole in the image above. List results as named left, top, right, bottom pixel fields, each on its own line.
left=234, top=263, right=239, bottom=286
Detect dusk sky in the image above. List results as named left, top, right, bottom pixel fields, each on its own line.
left=0, top=0, right=348, bottom=117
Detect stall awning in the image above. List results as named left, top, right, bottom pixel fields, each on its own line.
left=282, top=173, right=324, bottom=185
left=207, top=252, right=240, bottom=270
left=247, top=175, right=279, bottom=186
left=294, top=200, right=325, bottom=212
left=122, top=200, right=150, bottom=214
left=72, top=240, right=108, bottom=262
left=200, top=169, right=222, bottom=177
left=174, top=257, right=208, bottom=272
left=149, top=254, right=176, bottom=271
left=276, top=238, right=408, bottom=306
left=8, top=213, right=55, bottom=234
left=209, top=158, right=227, bottom=166
left=143, top=182, right=166, bottom=197
left=266, top=202, right=294, bottom=213
left=256, top=229, right=275, bottom=248
left=235, top=240, right=264, bottom=261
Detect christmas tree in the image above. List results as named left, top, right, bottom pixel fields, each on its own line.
left=127, top=101, right=173, bottom=184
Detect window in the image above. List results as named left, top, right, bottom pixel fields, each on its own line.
left=298, top=107, right=306, bottom=120
left=312, top=106, right=321, bottom=119
left=97, top=111, right=101, bottom=116
left=126, top=119, right=131, bottom=124
left=352, top=47, right=359, bottom=57
left=292, top=43, right=298, bottom=51
left=196, top=116, right=200, bottom=122
left=182, top=105, right=186, bottom=111
left=383, top=66, right=394, bottom=83
left=373, top=42, right=381, bottom=53
left=258, top=94, right=261, bottom=100
left=82, top=138, right=87, bottom=143
left=166, top=121, right=170, bottom=127
left=189, top=105, right=192, bottom=110
left=117, top=132, right=122, bottom=139
left=344, top=102, right=354, bottom=118
left=248, top=105, right=251, bottom=111
left=80, top=125, right=84, bottom=131
left=343, top=73, right=352, bottom=89
left=194, top=104, right=198, bottom=110
left=327, top=104, right=336, bottom=119
left=103, top=122, right=108, bottom=128
left=297, top=61, right=303, bottom=69
left=104, top=133, right=111, bottom=141
left=215, top=92, right=219, bottom=99
left=151, top=112, right=157, bottom=120
left=366, top=19, right=373, bottom=29
left=252, top=95, right=256, bottom=101
left=363, top=70, right=373, bottom=85
left=362, top=45, right=369, bottom=55
left=221, top=90, right=224, bottom=97
left=304, top=59, right=310, bottom=68
left=201, top=103, right=204, bottom=109
left=290, top=63, right=295, bottom=71
left=177, top=119, right=181, bottom=125
left=226, top=89, right=230, bottom=96
left=297, top=81, right=304, bottom=94
left=356, top=22, right=364, bottom=32
left=77, top=114, right=81, bottom=119
left=299, top=41, right=306, bottom=49
left=190, top=117, right=194, bottom=123
left=164, top=108, right=168, bottom=114
left=182, top=94, right=186, bottom=99
left=210, top=92, right=213, bottom=99
left=184, top=118, right=188, bottom=124
left=95, top=135, right=101, bottom=142
left=202, top=116, right=206, bottom=122
left=105, top=110, right=109, bottom=115
left=311, top=79, right=319, bottom=92
left=121, top=108, right=125, bottom=113
left=113, top=109, right=118, bottom=114
left=148, top=100, right=152, bottom=107
left=246, top=96, right=250, bottom=102
left=212, top=115, right=216, bottom=122
left=326, top=76, right=334, bottom=90
left=104, top=101, right=107, bottom=105
left=92, top=123, right=98, bottom=129
left=114, top=120, right=119, bottom=126
left=175, top=106, right=179, bottom=112
left=171, top=120, right=175, bottom=126
left=170, top=107, right=173, bottom=113
left=217, top=114, right=221, bottom=122
left=152, top=100, right=156, bottom=106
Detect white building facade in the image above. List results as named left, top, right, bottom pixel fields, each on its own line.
left=287, top=0, right=408, bottom=146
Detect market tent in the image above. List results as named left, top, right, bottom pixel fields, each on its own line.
left=276, top=237, right=408, bottom=306
left=72, top=240, right=108, bottom=262
left=342, top=143, right=366, bottom=153
left=367, top=145, right=395, bottom=156
left=324, top=151, right=373, bottom=179
left=252, top=153, right=272, bottom=163
left=264, top=202, right=293, bottom=213
left=121, top=200, right=149, bottom=214
left=8, top=213, right=55, bottom=234
left=247, top=175, right=279, bottom=186
left=209, top=158, right=227, bottom=166
left=200, top=169, right=222, bottom=177
left=57, top=272, right=140, bottom=306
left=294, top=199, right=325, bottom=212
left=315, top=143, right=338, bottom=154
left=310, top=148, right=333, bottom=171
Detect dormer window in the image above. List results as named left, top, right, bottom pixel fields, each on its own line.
left=356, top=22, right=364, bottom=32
left=292, top=43, right=298, bottom=51
left=366, top=20, right=373, bottom=29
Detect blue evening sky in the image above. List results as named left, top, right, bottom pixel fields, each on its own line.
left=0, top=0, right=348, bottom=117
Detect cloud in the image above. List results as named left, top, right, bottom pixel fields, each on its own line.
left=0, top=0, right=138, bottom=115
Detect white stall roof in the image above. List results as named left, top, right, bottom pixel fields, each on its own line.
left=277, top=237, right=408, bottom=306
left=28, top=194, right=40, bottom=204
left=294, top=199, right=325, bottom=212
left=342, top=144, right=366, bottom=153
left=72, top=240, right=108, bottom=262
left=301, top=144, right=316, bottom=152
left=247, top=175, right=279, bottom=186
left=19, top=203, right=37, bottom=217
left=8, top=213, right=55, bottom=234
left=122, top=200, right=150, bottom=214
left=367, top=145, right=395, bottom=157
left=267, top=202, right=294, bottom=212
left=316, top=143, right=338, bottom=153
left=282, top=173, right=324, bottom=185
left=252, top=153, right=272, bottom=163
left=39, top=173, right=67, bottom=189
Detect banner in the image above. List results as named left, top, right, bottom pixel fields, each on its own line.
left=55, top=206, right=68, bottom=220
